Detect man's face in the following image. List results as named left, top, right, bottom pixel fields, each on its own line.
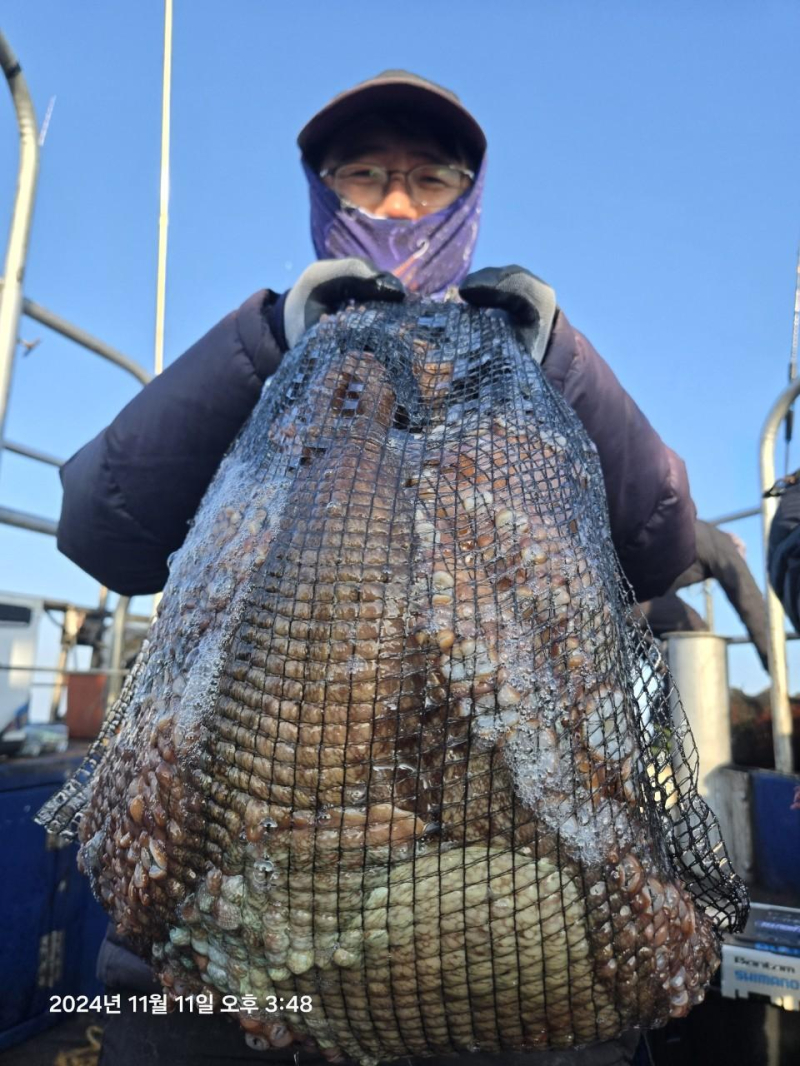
left=320, top=119, right=471, bottom=221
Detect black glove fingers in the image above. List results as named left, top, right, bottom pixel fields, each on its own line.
left=458, top=265, right=557, bottom=366
left=458, top=280, right=505, bottom=309
left=313, top=271, right=405, bottom=313
left=340, top=271, right=405, bottom=304
left=460, top=282, right=537, bottom=326
left=371, top=272, right=407, bottom=300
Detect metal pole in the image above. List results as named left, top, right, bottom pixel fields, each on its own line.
left=0, top=32, right=39, bottom=479
left=3, top=438, right=63, bottom=467
left=41, top=597, right=151, bottom=626
left=760, top=376, right=800, bottom=773
left=93, top=585, right=109, bottom=669
left=48, top=605, right=87, bottom=721
left=3, top=287, right=151, bottom=386
left=706, top=505, right=760, bottom=527
left=702, top=579, right=715, bottom=630
left=48, top=641, right=70, bottom=721
left=783, top=244, right=800, bottom=470
left=0, top=504, right=57, bottom=536
left=106, top=595, right=130, bottom=707
left=0, top=663, right=127, bottom=676
left=789, top=244, right=800, bottom=385
left=150, top=0, right=173, bottom=622
left=154, top=0, right=173, bottom=377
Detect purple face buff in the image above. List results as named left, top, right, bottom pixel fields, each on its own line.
left=304, top=157, right=486, bottom=298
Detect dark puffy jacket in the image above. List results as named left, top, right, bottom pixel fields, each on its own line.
left=640, top=520, right=770, bottom=670
left=57, top=291, right=695, bottom=603
left=768, top=478, right=800, bottom=632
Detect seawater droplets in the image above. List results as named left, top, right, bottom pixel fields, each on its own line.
left=503, top=716, right=632, bottom=867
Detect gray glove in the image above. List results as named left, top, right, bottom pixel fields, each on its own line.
left=459, top=265, right=557, bottom=364
left=283, top=258, right=406, bottom=349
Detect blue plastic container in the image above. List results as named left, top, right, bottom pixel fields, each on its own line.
left=0, top=747, right=107, bottom=1051
left=750, top=768, right=800, bottom=898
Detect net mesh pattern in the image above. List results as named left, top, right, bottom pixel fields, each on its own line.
left=37, top=300, right=748, bottom=1062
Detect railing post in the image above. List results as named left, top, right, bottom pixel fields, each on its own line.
left=106, top=596, right=130, bottom=709
left=0, top=33, right=39, bottom=480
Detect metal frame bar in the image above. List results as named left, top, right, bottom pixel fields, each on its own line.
left=0, top=31, right=149, bottom=542
left=0, top=31, right=144, bottom=720
left=15, top=290, right=151, bottom=386
left=707, top=506, right=761, bottom=526
left=4, top=438, right=63, bottom=467
left=759, top=377, right=800, bottom=772
left=0, top=32, right=39, bottom=480
left=105, top=595, right=131, bottom=707
left=0, top=504, right=57, bottom=536
left=0, top=664, right=128, bottom=676
left=0, top=287, right=150, bottom=539
left=41, top=597, right=150, bottom=626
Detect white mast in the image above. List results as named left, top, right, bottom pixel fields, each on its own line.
left=151, top=0, right=173, bottom=617
left=154, top=0, right=173, bottom=378
left=790, top=243, right=800, bottom=385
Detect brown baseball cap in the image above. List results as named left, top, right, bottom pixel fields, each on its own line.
left=297, top=69, right=487, bottom=168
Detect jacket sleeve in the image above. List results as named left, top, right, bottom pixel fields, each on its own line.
left=57, top=289, right=285, bottom=596
left=541, top=309, right=696, bottom=601
left=679, top=521, right=770, bottom=669
left=768, top=481, right=800, bottom=634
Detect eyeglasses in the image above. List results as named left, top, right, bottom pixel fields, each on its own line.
left=320, top=163, right=474, bottom=211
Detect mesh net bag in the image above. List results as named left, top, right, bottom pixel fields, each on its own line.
left=37, top=299, right=748, bottom=1061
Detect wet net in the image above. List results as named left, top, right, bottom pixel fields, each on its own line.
left=37, top=299, right=748, bottom=1062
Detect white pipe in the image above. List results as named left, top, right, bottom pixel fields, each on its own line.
left=789, top=243, right=800, bottom=383
left=153, top=0, right=173, bottom=378
left=667, top=632, right=731, bottom=799
left=106, top=595, right=130, bottom=708
left=0, top=33, right=40, bottom=478
left=150, top=0, right=173, bottom=622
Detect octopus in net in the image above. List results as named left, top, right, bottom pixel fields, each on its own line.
left=38, top=300, right=745, bottom=1064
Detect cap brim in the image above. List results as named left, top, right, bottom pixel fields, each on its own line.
left=298, top=79, right=486, bottom=168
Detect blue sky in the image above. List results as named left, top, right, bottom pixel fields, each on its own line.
left=1, top=0, right=799, bottom=697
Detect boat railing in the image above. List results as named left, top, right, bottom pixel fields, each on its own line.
left=696, top=387, right=800, bottom=774
left=0, top=30, right=150, bottom=718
